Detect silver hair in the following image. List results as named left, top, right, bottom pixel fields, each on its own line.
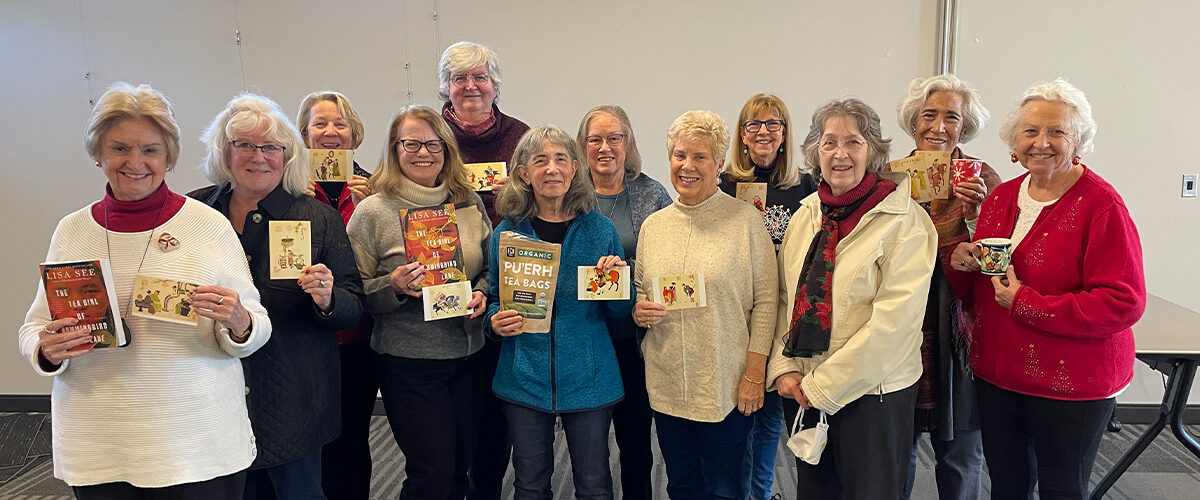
left=84, top=82, right=181, bottom=170
left=897, top=74, right=990, bottom=144
left=199, top=94, right=310, bottom=196
left=576, top=105, right=643, bottom=179
left=999, top=78, right=1096, bottom=158
left=438, top=41, right=503, bottom=104
left=496, top=125, right=596, bottom=220
left=801, top=99, right=892, bottom=183
left=666, top=110, right=730, bottom=168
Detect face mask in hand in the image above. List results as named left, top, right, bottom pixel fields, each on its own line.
left=786, top=406, right=829, bottom=465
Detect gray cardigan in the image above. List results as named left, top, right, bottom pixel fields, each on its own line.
left=625, top=171, right=673, bottom=240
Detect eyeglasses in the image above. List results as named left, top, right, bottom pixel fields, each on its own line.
left=230, top=140, right=286, bottom=156
left=584, top=134, right=626, bottom=148
left=743, top=120, right=784, bottom=133
left=450, top=73, right=491, bottom=87
left=396, top=139, right=445, bottom=154
left=818, top=138, right=868, bottom=153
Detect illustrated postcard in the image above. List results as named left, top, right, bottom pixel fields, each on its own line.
left=465, top=162, right=507, bottom=192
left=269, top=220, right=311, bottom=280
left=735, top=182, right=768, bottom=213
left=131, top=274, right=200, bottom=325
left=310, top=149, right=352, bottom=182
left=650, top=273, right=706, bottom=310
left=577, top=265, right=630, bottom=301
left=422, top=280, right=474, bottom=321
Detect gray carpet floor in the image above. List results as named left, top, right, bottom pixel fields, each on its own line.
left=1, top=412, right=1198, bottom=499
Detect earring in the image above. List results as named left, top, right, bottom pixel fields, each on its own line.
left=779, top=146, right=784, bottom=153
left=1072, top=156, right=1081, bottom=165
left=95, top=161, right=100, bottom=167
left=742, top=148, right=748, bottom=155
left=1010, top=153, right=1018, bottom=163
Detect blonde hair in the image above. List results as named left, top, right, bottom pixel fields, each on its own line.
left=496, top=126, right=596, bottom=220
left=438, top=41, right=504, bottom=104
left=897, top=74, right=990, bottom=144
left=575, top=105, right=643, bottom=179
left=199, top=94, right=310, bottom=195
left=666, top=110, right=730, bottom=169
left=727, top=93, right=805, bottom=189
left=84, top=82, right=181, bottom=169
left=999, top=78, right=1096, bottom=158
left=296, top=91, right=365, bottom=149
left=370, top=105, right=474, bottom=204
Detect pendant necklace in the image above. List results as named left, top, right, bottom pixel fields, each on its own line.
left=104, top=196, right=169, bottom=340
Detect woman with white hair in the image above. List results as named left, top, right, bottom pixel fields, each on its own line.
left=189, top=94, right=364, bottom=499
left=893, top=74, right=1002, bottom=500
left=438, top=41, right=530, bottom=498
left=19, top=83, right=271, bottom=497
left=767, top=98, right=936, bottom=499
left=946, top=79, right=1145, bottom=498
left=633, top=110, right=777, bottom=499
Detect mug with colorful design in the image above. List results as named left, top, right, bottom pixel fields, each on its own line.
left=973, top=237, right=1012, bottom=275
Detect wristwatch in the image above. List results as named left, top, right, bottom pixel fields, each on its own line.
left=220, top=319, right=253, bottom=344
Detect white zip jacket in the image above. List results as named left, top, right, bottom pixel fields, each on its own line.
left=766, top=172, right=936, bottom=414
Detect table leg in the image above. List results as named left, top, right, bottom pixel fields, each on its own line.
left=1167, top=361, right=1200, bottom=459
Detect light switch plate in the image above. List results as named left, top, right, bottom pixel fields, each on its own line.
left=1184, top=174, right=1198, bottom=198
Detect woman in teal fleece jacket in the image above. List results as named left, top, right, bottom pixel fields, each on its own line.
left=484, top=125, right=632, bottom=500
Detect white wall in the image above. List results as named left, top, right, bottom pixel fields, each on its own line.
left=2, top=0, right=1195, bottom=405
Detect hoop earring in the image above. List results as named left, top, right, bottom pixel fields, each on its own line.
left=1010, top=153, right=1019, bottom=163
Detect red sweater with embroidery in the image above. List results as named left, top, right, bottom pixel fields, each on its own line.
left=946, top=167, right=1145, bottom=401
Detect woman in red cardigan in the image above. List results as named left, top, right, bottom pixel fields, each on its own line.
left=946, top=79, right=1145, bottom=499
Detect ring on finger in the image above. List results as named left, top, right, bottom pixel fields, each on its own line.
left=43, top=325, right=53, bottom=333
left=218, top=296, right=225, bottom=305
left=319, top=280, right=326, bottom=288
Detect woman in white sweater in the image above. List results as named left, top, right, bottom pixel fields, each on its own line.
left=633, top=110, right=777, bottom=500
left=18, top=83, right=271, bottom=497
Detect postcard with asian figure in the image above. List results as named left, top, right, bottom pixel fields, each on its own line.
left=269, top=220, right=311, bottom=280
left=310, top=149, right=352, bottom=182
left=422, top=280, right=474, bottom=321
left=889, top=151, right=951, bottom=203
left=650, top=273, right=706, bottom=310
left=465, top=162, right=507, bottom=191
left=131, top=275, right=200, bottom=325
left=577, top=265, right=630, bottom=301
left=735, top=182, right=768, bottom=213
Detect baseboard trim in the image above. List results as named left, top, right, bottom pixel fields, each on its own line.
left=3, top=396, right=1196, bottom=424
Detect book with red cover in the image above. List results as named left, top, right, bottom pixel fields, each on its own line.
left=39, top=259, right=129, bottom=349
left=398, top=203, right=467, bottom=287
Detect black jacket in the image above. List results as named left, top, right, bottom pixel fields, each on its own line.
left=188, top=184, right=364, bottom=468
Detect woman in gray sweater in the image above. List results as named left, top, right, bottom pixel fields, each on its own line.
left=345, top=105, right=491, bottom=500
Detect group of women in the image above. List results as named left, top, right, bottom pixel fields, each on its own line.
left=19, top=39, right=1145, bottom=500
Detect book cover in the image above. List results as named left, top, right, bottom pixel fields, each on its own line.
left=650, top=273, right=707, bottom=310
left=399, top=203, right=467, bottom=287
left=465, top=162, right=507, bottom=192
left=735, top=182, right=768, bottom=213
left=310, top=149, right=352, bottom=182
left=131, top=274, right=200, bottom=325
left=577, top=265, right=630, bottom=300
left=498, top=231, right=561, bottom=333
left=39, top=259, right=129, bottom=349
left=422, top=280, right=474, bottom=321
left=269, top=220, right=312, bottom=280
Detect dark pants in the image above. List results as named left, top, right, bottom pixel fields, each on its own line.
left=747, top=391, right=785, bottom=500
left=73, top=470, right=247, bottom=499
left=975, top=379, right=1114, bottom=500
left=503, top=402, right=615, bottom=500
left=902, top=429, right=984, bottom=500
left=610, top=336, right=653, bottom=500
left=783, top=383, right=917, bottom=500
left=468, top=340, right=509, bottom=500
left=321, top=339, right=378, bottom=500
left=244, top=449, right=326, bottom=500
left=654, top=409, right=753, bottom=500
left=377, top=351, right=487, bottom=500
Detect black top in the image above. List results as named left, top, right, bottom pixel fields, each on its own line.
left=530, top=217, right=573, bottom=244
left=719, top=165, right=819, bottom=248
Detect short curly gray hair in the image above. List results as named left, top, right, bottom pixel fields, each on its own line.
left=897, top=74, right=990, bottom=144
left=666, top=110, right=730, bottom=167
left=84, top=82, right=181, bottom=169
left=438, top=41, right=504, bottom=104
left=199, top=94, right=310, bottom=196
left=801, top=99, right=891, bottom=183
left=999, top=78, right=1096, bottom=158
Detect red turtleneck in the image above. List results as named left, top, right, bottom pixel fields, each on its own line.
left=90, top=183, right=186, bottom=232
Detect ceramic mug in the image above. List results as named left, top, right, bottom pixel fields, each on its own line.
left=974, top=237, right=1012, bottom=275
left=952, top=159, right=983, bottom=187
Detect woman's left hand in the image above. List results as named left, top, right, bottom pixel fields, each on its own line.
left=299, top=264, right=335, bottom=312
left=193, top=285, right=252, bottom=333
left=467, top=290, right=486, bottom=319
left=595, top=255, right=626, bottom=272
left=490, top=176, right=508, bottom=191
left=347, top=175, right=372, bottom=205
left=738, top=373, right=765, bottom=416
left=991, top=265, right=1022, bottom=309
left=954, top=177, right=988, bottom=219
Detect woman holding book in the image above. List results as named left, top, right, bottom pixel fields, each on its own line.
left=295, top=90, right=378, bottom=499
left=189, top=94, right=364, bottom=499
left=892, top=74, right=1001, bottom=500
left=632, top=110, right=777, bottom=500
left=19, top=82, right=272, bottom=497
left=766, top=98, right=937, bottom=499
left=438, top=42, right=531, bottom=496
left=345, top=104, right=491, bottom=500
left=718, top=93, right=818, bottom=500
left=945, top=79, right=1145, bottom=499
left=483, top=125, right=632, bottom=500
left=575, top=104, right=671, bottom=500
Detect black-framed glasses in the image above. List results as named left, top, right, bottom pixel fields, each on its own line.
left=743, top=120, right=784, bottom=133
left=230, top=140, right=286, bottom=156
left=585, top=134, right=626, bottom=147
left=450, top=73, right=491, bottom=87
left=396, top=139, right=445, bottom=154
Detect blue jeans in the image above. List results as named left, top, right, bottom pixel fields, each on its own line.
left=747, top=391, right=784, bottom=499
left=502, top=402, right=614, bottom=500
left=243, top=448, right=326, bottom=500
left=902, top=430, right=984, bottom=500
left=655, top=409, right=753, bottom=500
